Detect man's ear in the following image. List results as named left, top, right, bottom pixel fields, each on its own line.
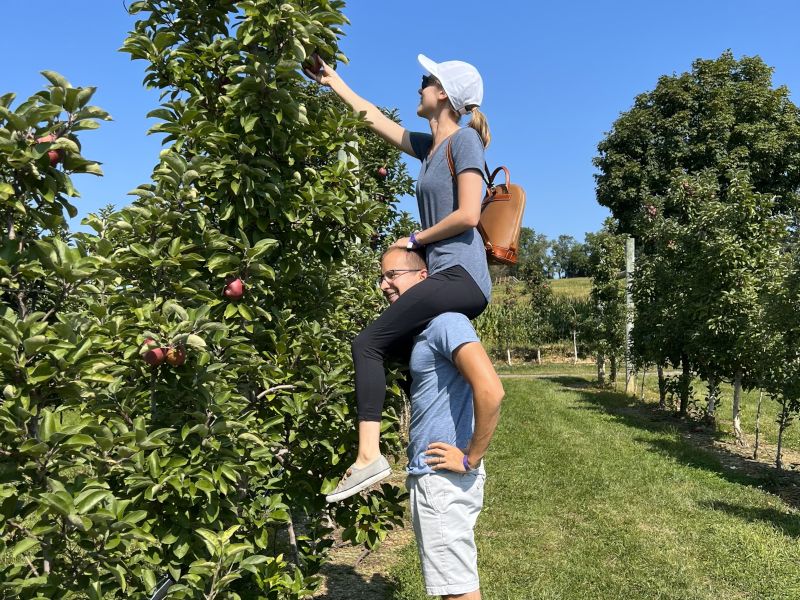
left=420, top=268, right=428, bottom=279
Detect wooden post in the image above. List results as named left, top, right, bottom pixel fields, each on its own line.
left=624, top=237, right=635, bottom=394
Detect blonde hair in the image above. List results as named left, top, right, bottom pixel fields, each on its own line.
left=465, top=106, right=491, bottom=149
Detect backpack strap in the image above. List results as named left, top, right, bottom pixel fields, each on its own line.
left=445, top=138, right=491, bottom=188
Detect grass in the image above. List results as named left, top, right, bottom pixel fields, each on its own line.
left=388, top=376, right=800, bottom=600
left=632, top=370, right=800, bottom=458
left=491, top=276, right=593, bottom=303
left=549, top=276, right=592, bottom=299
left=493, top=361, right=597, bottom=376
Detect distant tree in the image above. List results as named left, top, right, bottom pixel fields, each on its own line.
left=550, top=234, right=576, bottom=279
left=565, top=241, right=591, bottom=277
left=515, top=226, right=552, bottom=282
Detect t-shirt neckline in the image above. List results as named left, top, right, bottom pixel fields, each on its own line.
left=425, top=129, right=460, bottom=164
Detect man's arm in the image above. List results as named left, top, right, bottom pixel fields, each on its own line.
left=425, top=340, right=504, bottom=472
left=453, top=341, right=504, bottom=468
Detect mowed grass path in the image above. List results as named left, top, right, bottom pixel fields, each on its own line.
left=390, top=376, right=800, bottom=600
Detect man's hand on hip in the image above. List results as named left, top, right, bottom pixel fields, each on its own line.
left=425, top=442, right=477, bottom=472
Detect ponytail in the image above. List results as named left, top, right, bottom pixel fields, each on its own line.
left=466, top=106, right=491, bottom=148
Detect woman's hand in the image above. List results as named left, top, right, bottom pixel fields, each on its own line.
left=425, top=442, right=472, bottom=472
left=391, top=236, right=411, bottom=249
left=302, top=53, right=336, bottom=87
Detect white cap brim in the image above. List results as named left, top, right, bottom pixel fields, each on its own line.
left=417, top=54, right=439, bottom=78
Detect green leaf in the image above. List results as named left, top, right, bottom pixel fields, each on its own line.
left=41, top=491, right=73, bottom=517
left=196, top=479, right=215, bottom=493
left=12, top=537, right=40, bottom=557
left=207, top=253, right=240, bottom=273
left=75, top=86, right=97, bottom=108
left=147, top=451, right=161, bottom=478
left=186, top=334, right=206, bottom=349
left=122, top=510, right=148, bottom=525
left=75, top=489, right=109, bottom=514
left=23, top=335, right=48, bottom=356
left=63, top=434, right=96, bottom=448
left=19, top=440, right=48, bottom=456
left=41, top=70, right=71, bottom=88
left=40, top=410, right=56, bottom=442
left=241, top=114, right=258, bottom=133
left=240, top=554, right=270, bottom=568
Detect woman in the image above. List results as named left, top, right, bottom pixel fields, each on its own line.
left=304, top=53, right=493, bottom=502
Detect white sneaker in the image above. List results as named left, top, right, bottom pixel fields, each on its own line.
left=325, top=455, right=392, bottom=503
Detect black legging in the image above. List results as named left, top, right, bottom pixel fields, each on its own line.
left=352, top=265, right=488, bottom=421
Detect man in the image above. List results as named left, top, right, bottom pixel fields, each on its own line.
left=378, top=246, right=503, bottom=600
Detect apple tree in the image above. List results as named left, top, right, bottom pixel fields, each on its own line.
left=595, top=51, right=800, bottom=418
left=0, top=74, right=138, bottom=598
left=1, top=1, right=418, bottom=598
left=65, top=0, right=415, bottom=595
left=586, top=219, right=626, bottom=384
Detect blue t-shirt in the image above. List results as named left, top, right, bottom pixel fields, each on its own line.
left=406, top=312, right=485, bottom=475
left=409, top=128, right=492, bottom=302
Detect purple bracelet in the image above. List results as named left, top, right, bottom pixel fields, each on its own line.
left=409, top=231, right=420, bottom=249
left=462, top=455, right=472, bottom=472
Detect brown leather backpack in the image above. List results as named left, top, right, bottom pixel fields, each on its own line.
left=446, top=139, right=526, bottom=265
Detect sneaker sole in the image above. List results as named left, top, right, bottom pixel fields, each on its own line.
left=325, top=467, right=392, bottom=503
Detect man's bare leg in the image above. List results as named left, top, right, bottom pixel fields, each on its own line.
left=443, top=590, right=480, bottom=600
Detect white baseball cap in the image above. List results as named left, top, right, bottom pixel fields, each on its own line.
left=417, top=54, right=483, bottom=116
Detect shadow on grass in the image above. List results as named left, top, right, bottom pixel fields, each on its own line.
left=541, top=375, right=800, bottom=516
left=700, top=500, right=800, bottom=538
left=314, top=563, right=397, bottom=600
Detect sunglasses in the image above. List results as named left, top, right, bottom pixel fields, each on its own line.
left=421, top=74, right=439, bottom=89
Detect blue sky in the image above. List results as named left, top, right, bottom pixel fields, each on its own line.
left=3, top=1, right=800, bottom=243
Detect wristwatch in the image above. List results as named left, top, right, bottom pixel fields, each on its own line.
left=407, top=231, right=423, bottom=250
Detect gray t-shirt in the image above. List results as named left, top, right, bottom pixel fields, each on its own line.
left=409, top=128, right=492, bottom=302
left=406, top=312, right=486, bottom=476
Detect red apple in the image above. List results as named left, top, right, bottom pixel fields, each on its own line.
left=140, top=338, right=166, bottom=367
left=377, top=166, right=388, bottom=179
left=36, top=134, right=63, bottom=167
left=223, top=277, right=244, bottom=300
left=165, top=346, right=186, bottom=367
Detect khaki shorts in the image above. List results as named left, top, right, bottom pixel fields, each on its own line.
left=407, top=470, right=486, bottom=596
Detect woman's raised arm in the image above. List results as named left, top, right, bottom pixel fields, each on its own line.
left=304, top=55, right=417, bottom=158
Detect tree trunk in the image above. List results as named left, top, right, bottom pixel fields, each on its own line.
left=609, top=356, right=618, bottom=384
left=678, top=354, right=690, bottom=417
left=536, top=347, right=541, bottom=364
left=657, top=365, right=666, bottom=409
left=572, top=330, right=578, bottom=364
left=776, top=395, right=789, bottom=470
left=732, top=370, right=746, bottom=447
left=506, top=347, right=512, bottom=366
left=640, top=368, right=647, bottom=401
left=286, top=509, right=302, bottom=566
left=705, top=375, right=718, bottom=425
left=597, top=353, right=606, bottom=385
left=753, top=390, right=764, bottom=460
